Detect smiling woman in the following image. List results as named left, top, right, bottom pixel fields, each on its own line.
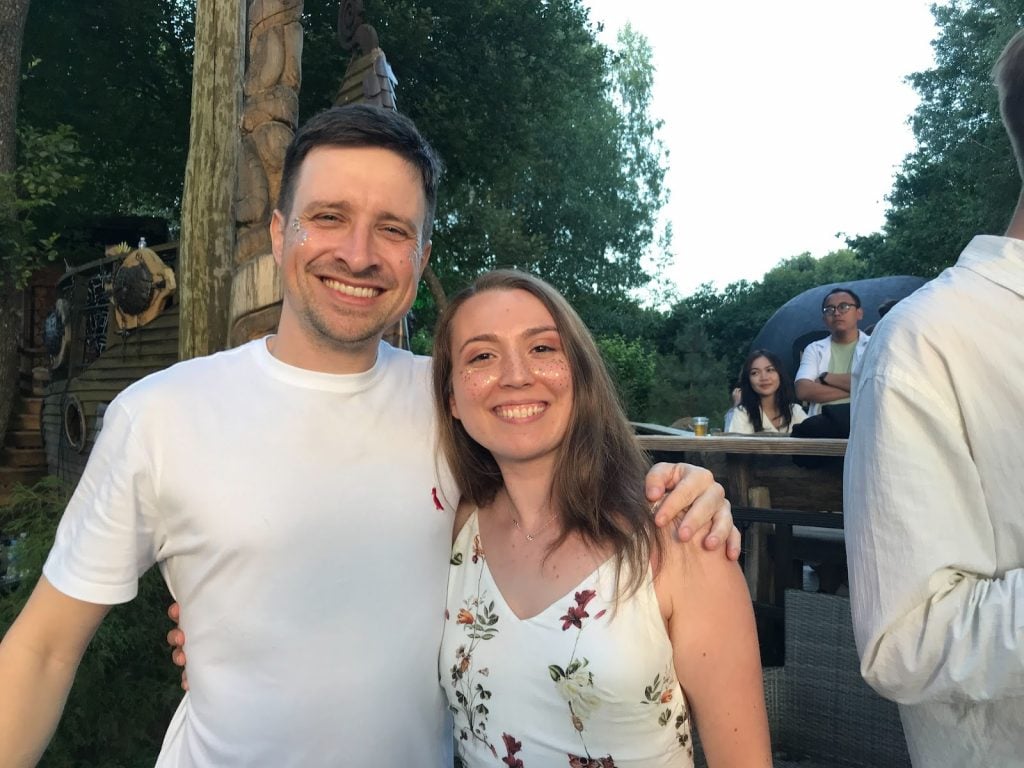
left=728, top=349, right=807, bottom=434
left=431, top=270, right=771, bottom=768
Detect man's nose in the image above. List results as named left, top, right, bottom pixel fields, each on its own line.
left=331, top=225, right=378, bottom=272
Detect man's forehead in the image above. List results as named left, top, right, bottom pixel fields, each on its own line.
left=824, top=292, right=856, bottom=306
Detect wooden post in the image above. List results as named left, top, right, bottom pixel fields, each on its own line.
left=745, top=485, right=774, bottom=602
left=178, top=0, right=246, bottom=360
left=228, top=0, right=304, bottom=346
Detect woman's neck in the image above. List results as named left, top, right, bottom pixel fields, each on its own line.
left=495, top=459, right=558, bottom=529
left=760, top=395, right=779, bottom=417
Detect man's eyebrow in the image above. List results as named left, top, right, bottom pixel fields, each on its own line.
left=300, top=199, right=351, bottom=212
left=299, top=200, right=420, bottom=233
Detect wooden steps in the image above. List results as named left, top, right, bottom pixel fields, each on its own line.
left=1, top=395, right=48, bottom=505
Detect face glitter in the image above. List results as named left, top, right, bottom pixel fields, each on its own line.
left=290, top=218, right=310, bottom=246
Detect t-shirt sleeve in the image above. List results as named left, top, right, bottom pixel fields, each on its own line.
left=794, top=342, right=819, bottom=382
left=43, top=398, right=163, bottom=605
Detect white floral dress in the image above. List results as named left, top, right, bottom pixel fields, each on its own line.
left=440, top=511, right=694, bottom=767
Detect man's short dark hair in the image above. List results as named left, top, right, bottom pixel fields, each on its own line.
left=277, top=105, right=443, bottom=242
left=993, top=29, right=1024, bottom=179
left=822, top=287, right=862, bottom=309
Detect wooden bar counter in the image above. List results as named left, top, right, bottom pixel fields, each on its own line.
left=636, top=430, right=848, bottom=661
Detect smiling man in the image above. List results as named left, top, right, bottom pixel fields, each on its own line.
left=0, top=105, right=736, bottom=767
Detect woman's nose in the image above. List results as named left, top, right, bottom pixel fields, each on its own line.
left=499, top=353, right=532, bottom=387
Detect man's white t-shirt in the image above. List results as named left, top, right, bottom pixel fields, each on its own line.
left=44, top=339, right=457, bottom=766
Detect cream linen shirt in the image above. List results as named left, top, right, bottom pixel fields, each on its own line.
left=844, top=235, right=1024, bottom=767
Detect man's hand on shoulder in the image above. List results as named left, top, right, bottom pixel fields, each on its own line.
left=645, top=462, right=740, bottom=560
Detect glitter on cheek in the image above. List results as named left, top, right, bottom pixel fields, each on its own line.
left=289, top=218, right=310, bottom=246
left=457, top=368, right=498, bottom=397
left=531, top=357, right=572, bottom=387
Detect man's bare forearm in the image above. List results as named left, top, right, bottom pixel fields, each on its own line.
left=0, top=636, right=79, bottom=767
left=0, top=578, right=110, bottom=768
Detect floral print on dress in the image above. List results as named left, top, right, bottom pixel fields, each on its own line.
left=501, top=733, right=524, bottom=767
left=641, top=664, right=693, bottom=756
left=448, top=534, right=501, bottom=757
left=549, top=590, right=614, bottom=765
left=445, top=513, right=693, bottom=767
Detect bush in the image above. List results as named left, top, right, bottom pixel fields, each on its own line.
left=0, top=478, right=181, bottom=767
left=595, top=334, right=657, bottom=420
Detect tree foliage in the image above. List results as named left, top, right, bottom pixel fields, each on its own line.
left=851, top=0, right=1024, bottom=277
left=664, top=249, right=867, bottom=388
left=303, top=0, right=668, bottom=311
left=19, top=0, right=195, bottom=253
left=595, top=334, right=657, bottom=419
left=0, top=479, right=181, bottom=767
left=0, top=124, right=88, bottom=288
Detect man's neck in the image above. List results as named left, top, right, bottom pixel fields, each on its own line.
left=269, top=324, right=382, bottom=375
left=831, top=330, right=859, bottom=345
left=1004, top=197, right=1024, bottom=240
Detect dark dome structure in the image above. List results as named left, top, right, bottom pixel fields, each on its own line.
left=751, top=275, right=929, bottom=377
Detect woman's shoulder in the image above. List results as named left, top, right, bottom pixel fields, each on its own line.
left=727, top=405, right=755, bottom=433
left=452, top=498, right=478, bottom=544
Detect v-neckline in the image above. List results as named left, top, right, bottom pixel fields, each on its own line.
left=464, top=509, right=615, bottom=623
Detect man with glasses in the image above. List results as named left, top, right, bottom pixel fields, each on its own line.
left=791, top=287, right=869, bottom=440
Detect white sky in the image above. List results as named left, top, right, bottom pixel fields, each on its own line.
left=584, top=0, right=940, bottom=296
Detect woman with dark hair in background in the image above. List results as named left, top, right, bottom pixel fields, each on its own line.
left=727, top=349, right=807, bottom=434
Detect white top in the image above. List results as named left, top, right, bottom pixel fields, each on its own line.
left=844, top=235, right=1024, bottom=767
left=440, top=511, right=694, bottom=767
left=795, top=331, right=870, bottom=415
left=725, top=403, right=807, bottom=434
left=44, top=339, right=457, bottom=767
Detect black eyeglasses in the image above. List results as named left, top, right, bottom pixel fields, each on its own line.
left=822, top=302, right=858, bottom=317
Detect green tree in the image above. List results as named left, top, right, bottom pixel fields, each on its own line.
left=668, top=249, right=866, bottom=382
left=851, top=0, right=1024, bottom=277
left=302, top=0, right=669, bottom=309
left=0, top=479, right=181, bottom=768
left=18, top=0, right=195, bottom=241
left=0, top=0, right=33, bottom=444
left=595, top=334, right=657, bottom=419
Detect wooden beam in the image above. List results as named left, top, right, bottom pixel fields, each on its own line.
left=178, top=0, right=246, bottom=360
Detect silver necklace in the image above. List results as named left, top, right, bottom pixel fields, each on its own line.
left=507, top=496, right=558, bottom=542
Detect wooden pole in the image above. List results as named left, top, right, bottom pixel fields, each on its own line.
left=178, top=0, right=246, bottom=360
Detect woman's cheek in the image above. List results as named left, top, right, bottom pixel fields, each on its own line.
left=531, top=357, right=572, bottom=389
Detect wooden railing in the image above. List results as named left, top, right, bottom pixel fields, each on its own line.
left=637, top=431, right=848, bottom=664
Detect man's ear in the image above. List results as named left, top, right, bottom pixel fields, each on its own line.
left=419, top=239, right=433, bottom=275
left=270, top=210, right=286, bottom=267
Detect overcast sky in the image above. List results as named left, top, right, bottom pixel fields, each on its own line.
left=583, top=0, right=940, bottom=296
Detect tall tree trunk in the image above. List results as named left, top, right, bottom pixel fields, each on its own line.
left=0, top=0, right=32, bottom=444
left=178, top=0, right=246, bottom=360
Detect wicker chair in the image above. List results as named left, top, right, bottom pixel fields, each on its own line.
left=696, top=590, right=911, bottom=767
